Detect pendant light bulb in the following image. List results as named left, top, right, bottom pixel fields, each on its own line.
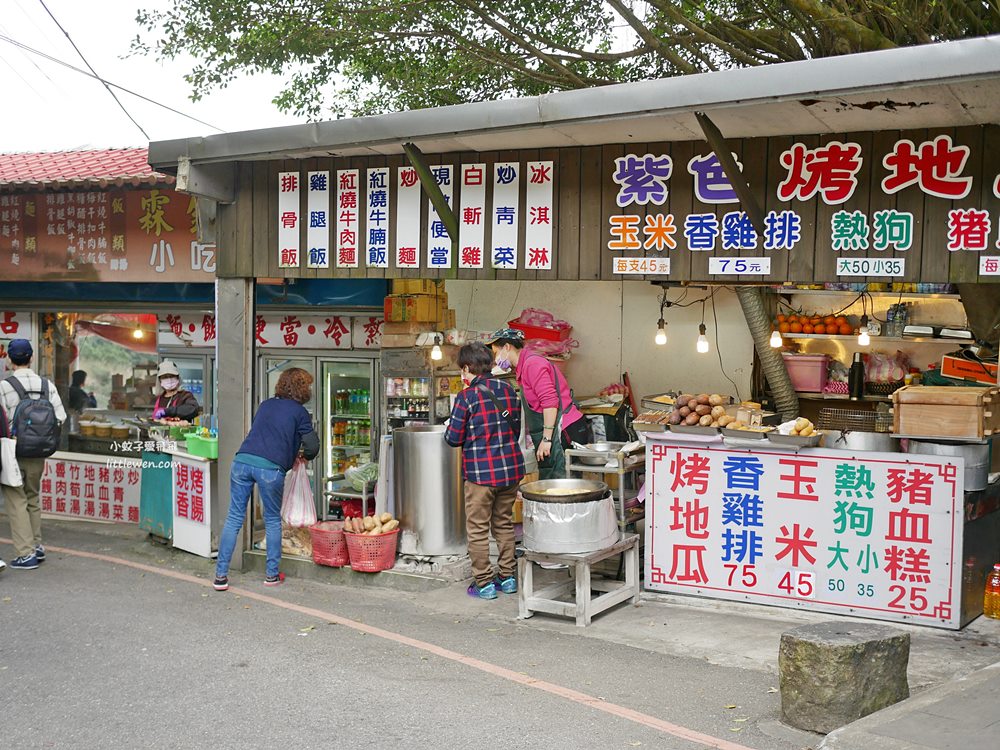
left=769, top=329, right=782, bottom=348
left=430, top=334, right=443, bottom=361
left=132, top=324, right=143, bottom=340
left=654, top=318, right=667, bottom=346
left=857, top=315, right=870, bottom=346
left=696, top=323, right=709, bottom=353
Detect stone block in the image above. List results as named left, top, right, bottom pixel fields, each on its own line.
left=779, top=621, right=910, bottom=734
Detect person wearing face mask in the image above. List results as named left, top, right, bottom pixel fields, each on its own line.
left=487, top=327, right=592, bottom=480
left=152, top=360, right=201, bottom=422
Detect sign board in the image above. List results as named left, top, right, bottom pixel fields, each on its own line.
left=158, top=313, right=384, bottom=350
left=645, top=438, right=963, bottom=629
left=172, top=455, right=213, bottom=558
left=0, top=311, right=35, bottom=370
left=0, top=190, right=216, bottom=282
left=39, top=453, right=142, bottom=524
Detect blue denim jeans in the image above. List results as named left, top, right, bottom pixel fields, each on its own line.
left=215, top=461, right=286, bottom=578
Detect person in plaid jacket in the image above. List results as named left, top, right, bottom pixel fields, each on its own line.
left=445, top=342, right=525, bottom=599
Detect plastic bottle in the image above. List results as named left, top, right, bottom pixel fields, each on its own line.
left=985, top=564, right=1000, bottom=619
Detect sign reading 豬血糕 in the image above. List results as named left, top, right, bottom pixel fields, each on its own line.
left=157, top=313, right=383, bottom=350
left=39, top=455, right=141, bottom=524
left=645, top=441, right=964, bottom=629
left=252, top=126, right=1000, bottom=283
left=0, top=189, right=215, bottom=282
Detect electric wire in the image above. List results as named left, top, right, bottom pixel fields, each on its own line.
left=36, top=0, right=149, bottom=139
left=710, top=288, right=743, bottom=402
left=0, top=32, right=224, bottom=132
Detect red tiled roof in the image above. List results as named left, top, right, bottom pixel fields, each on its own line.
left=0, top=148, right=174, bottom=191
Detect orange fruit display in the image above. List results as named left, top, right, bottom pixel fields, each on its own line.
left=777, top=314, right=787, bottom=323
left=789, top=322, right=803, bottom=333
left=802, top=323, right=814, bottom=334
left=779, top=322, right=791, bottom=334
left=824, top=316, right=837, bottom=327
left=835, top=316, right=849, bottom=327
left=838, top=323, right=853, bottom=336
left=814, top=324, right=827, bottom=334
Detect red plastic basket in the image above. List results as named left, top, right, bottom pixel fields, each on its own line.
left=343, top=528, right=400, bottom=573
left=508, top=319, right=571, bottom=342
left=308, top=522, right=349, bottom=567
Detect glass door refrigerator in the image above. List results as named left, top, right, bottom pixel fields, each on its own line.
left=320, top=357, right=379, bottom=519
left=380, top=348, right=462, bottom=435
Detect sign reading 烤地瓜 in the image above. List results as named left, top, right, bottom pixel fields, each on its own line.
left=257, top=126, right=1000, bottom=282
left=0, top=189, right=215, bottom=282
left=645, top=439, right=964, bottom=629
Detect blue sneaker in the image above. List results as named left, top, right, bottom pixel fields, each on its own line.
left=10, top=554, right=39, bottom=571
left=34, top=545, right=45, bottom=562
left=467, top=581, right=498, bottom=600
left=495, top=576, right=517, bottom=594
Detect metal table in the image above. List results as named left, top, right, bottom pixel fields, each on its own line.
left=564, top=446, right=645, bottom=538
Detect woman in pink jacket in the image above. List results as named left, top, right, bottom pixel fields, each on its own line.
left=487, top=328, right=592, bottom=479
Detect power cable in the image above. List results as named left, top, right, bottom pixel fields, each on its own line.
left=0, top=32, right=223, bottom=132
left=37, top=0, right=149, bottom=139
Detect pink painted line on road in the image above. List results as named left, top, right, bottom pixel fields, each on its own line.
left=13, top=540, right=755, bottom=750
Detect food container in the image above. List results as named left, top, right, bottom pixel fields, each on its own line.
left=110, top=425, right=131, bottom=440
left=824, top=430, right=897, bottom=453
left=520, top=478, right=609, bottom=504
left=908, top=440, right=990, bottom=492
left=892, top=385, right=999, bottom=440
left=94, top=423, right=112, bottom=438
left=508, top=319, right=571, bottom=342
left=79, top=421, right=96, bottom=436
left=782, top=353, right=830, bottom=393
left=721, top=426, right=770, bottom=440
left=766, top=432, right=823, bottom=448
left=573, top=442, right=626, bottom=466
left=522, top=493, right=618, bottom=554
left=670, top=424, right=720, bottom=436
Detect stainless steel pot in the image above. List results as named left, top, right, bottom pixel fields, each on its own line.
left=575, top=441, right=626, bottom=466
left=519, top=478, right=610, bottom=504
left=824, top=430, right=898, bottom=453
left=522, top=493, right=618, bottom=554
left=908, top=440, right=990, bottom=492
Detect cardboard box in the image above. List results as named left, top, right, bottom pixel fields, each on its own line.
left=892, top=385, right=999, bottom=439
left=383, top=294, right=439, bottom=323
left=391, top=279, right=442, bottom=296
left=379, top=333, right=420, bottom=348
left=383, top=321, right=439, bottom=335
left=438, top=308, right=456, bottom=329
left=940, top=354, right=999, bottom=386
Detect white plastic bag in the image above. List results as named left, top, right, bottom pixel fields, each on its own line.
left=0, top=437, right=22, bottom=487
left=280, top=459, right=316, bottom=527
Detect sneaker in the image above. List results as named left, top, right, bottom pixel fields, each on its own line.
left=467, top=581, right=498, bottom=600
left=213, top=576, right=229, bottom=591
left=34, top=545, right=45, bottom=562
left=0, top=558, right=6, bottom=573
left=264, top=572, right=285, bottom=586
left=496, top=576, right=518, bottom=594
left=10, top=554, right=39, bottom=571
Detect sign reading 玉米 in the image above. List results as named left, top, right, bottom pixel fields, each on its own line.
left=645, top=439, right=964, bottom=629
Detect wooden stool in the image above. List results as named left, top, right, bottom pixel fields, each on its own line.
left=517, top=534, right=640, bottom=627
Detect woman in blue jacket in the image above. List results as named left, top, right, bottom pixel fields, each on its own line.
left=214, top=367, right=319, bottom=590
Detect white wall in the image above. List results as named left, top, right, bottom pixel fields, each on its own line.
left=445, top=280, right=755, bottom=403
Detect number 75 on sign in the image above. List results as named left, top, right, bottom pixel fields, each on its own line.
left=708, top=257, right=771, bottom=275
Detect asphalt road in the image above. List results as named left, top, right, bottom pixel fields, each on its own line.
left=1, top=522, right=811, bottom=750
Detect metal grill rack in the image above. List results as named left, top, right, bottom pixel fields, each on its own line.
left=817, top=407, right=893, bottom=433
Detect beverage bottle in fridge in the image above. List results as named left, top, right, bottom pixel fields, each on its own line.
left=984, top=564, right=1000, bottom=619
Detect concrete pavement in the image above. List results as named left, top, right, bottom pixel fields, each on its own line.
left=3, top=518, right=1000, bottom=749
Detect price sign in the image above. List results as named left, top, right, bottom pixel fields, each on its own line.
left=836, top=258, right=905, bottom=276
left=612, top=257, right=670, bottom=275
left=708, top=257, right=772, bottom=275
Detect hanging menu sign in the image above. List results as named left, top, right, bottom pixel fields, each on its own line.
left=306, top=170, right=330, bottom=269
left=277, top=171, right=300, bottom=268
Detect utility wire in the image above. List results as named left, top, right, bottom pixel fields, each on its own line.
left=37, top=0, right=149, bottom=139
left=0, top=32, right=223, bottom=132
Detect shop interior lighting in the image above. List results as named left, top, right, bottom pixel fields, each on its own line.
left=858, top=314, right=871, bottom=346
left=655, top=319, right=667, bottom=346
left=769, top=329, right=783, bottom=347
left=696, top=323, right=710, bottom=353
left=430, top=334, right=443, bottom=361
left=132, top=324, right=143, bottom=340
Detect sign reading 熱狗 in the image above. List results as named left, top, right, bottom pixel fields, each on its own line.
left=645, top=439, right=964, bottom=629
left=232, top=124, right=1000, bottom=283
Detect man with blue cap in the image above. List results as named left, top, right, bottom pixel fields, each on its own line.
left=0, top=338, right=66, bottom=570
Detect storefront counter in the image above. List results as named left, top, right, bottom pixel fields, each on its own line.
left=643, top=431, right=977, bottom=630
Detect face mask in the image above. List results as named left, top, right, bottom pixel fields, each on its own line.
left=494, top=348, right=512, bottom=371
left=161, top=377, right=180, bottom=391
left=461, top=369, right=474, bottom=386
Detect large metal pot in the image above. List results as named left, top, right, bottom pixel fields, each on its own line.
left=392, top=425, right=466, bottom=556
left=522, top=493, right=618, bottom=554
left=907, top=440, right=990, bottom=492
left=519, top=478, right=609, bottom=504
left=824, top=430, right=898, bottom=453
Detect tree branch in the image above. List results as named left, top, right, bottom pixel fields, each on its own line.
left=604, top=0, right=697, bottom=74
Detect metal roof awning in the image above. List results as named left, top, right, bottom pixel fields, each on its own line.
left=149, top=35, right=1000, bottom=170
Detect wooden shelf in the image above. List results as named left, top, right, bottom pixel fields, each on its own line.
left=795, top=392, right=894, bottom=403
left=774, top=288, right=961, bottom=300
left=781, top=334, right=966, bottom=343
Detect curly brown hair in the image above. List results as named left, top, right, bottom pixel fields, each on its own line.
left=274, top=367, right=313, bottom=403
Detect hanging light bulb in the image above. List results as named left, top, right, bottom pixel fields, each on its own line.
left=769, top=329, right=783, bottom=348
left=430, top=334, right=443, bottom=361
left=654, top=318, right=667, bottom=346
left=696, top=323, right=710, bottom=353
left=132, top=324, right=143, bottom=340
left=857, top=315, right=870, bottom=346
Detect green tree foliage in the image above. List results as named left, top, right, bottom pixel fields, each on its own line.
left=135, top=1, right=1000, bottom=119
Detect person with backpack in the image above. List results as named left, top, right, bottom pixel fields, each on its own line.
left=0, top=339, right=66, bottom=571
left=445, top=342, right=526, bottom=600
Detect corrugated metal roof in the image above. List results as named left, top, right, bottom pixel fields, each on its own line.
left=0, top=148, right=173, bottom=191
left=149, top=35, right=1000, bottom=169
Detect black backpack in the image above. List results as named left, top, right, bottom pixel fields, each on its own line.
left=5, top=376, right=61, bottom=458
